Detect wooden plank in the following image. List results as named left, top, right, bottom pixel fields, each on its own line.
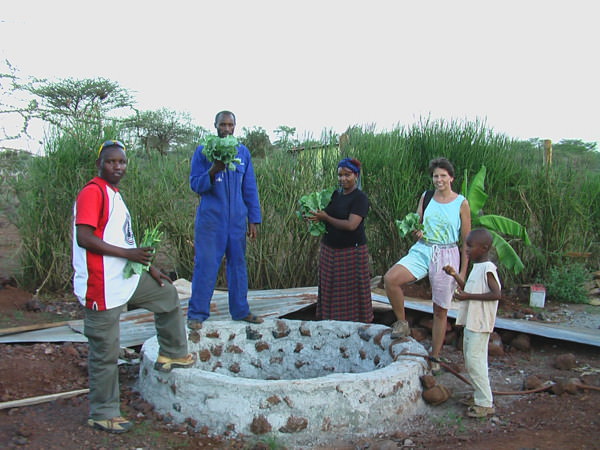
left=0, top=321, right=71, bottom=336
left=0, top=388, right=89, bottom=410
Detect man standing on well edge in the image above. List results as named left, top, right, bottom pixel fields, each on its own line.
left=187, top=111, right=263, bottom=329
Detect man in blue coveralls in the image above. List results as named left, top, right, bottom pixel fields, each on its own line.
left=187, top=111, right=263, bottom=329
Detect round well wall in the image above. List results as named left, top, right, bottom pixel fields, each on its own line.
left=138, top=319, right=429, bottom=445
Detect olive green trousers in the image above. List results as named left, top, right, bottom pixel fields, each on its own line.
left=84, top=272, right=188, bottom=420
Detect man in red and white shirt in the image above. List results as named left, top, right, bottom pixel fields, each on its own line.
left=73, top=140, right=195, bottom=434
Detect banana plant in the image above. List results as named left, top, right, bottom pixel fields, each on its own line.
left=462, top=166, right=531, bottom=274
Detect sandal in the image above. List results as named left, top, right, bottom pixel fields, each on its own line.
left=154, top=353, right=196, bottom=373
left=187, top=319, right=203, bottom=330
left=239, top=313, right=264, bottom=324
left=467, top=405, right=495, bottom=418
left=88, top=416, right=133, bottom=433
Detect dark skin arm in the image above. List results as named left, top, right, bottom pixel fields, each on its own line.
left=308, top=211, right=363, bottom=231
left=443, top=265, right=501, bottom=301
left=76, top=224, right=172, bottom=286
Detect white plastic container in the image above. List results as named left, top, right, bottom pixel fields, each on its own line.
left=530, top=284, right=546, bottom=308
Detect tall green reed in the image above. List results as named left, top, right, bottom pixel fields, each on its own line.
left=11, top=119, right=599, bottom=293
left=124, top=145, right=197, bottom=279
left=247, top=146, right=340, bottom=288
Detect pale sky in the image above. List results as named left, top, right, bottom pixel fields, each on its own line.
left=1, top=0, right=598, bottom=153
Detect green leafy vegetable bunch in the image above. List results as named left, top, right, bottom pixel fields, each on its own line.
left=123, top=222, right=164, bottom=279
left=201, top=135, right=242, bottom=170
left=395, top=212, right=423, bottom=238
left=296, top=187, right=335, bottom=236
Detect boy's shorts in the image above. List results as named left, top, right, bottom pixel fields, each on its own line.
left=396, top=240, right=459, bottom=309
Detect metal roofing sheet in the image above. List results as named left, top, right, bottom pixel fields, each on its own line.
left=1, top=287, right=598, bottom=348
left=372, top=292, right=600, bottom=348
left=0, top=286, right=317, bottom=347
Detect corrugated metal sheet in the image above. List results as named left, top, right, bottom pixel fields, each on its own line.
left=1, top=287, right=598, bottom=348
left=372, top=292, right=600, bottom=348
left=0, top=286, right=318, bottom=347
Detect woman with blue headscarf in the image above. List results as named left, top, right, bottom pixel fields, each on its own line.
left=307, top=158, right=373, bottom=323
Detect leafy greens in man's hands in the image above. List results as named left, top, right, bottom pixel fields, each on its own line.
left=297, top=187, right=335, bottom=236
left=201, top=135, right=241, bottom=170
left=123, top=222, right=163, bottom=279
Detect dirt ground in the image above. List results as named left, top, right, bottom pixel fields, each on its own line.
left=1, top=215, right=600, bottom=449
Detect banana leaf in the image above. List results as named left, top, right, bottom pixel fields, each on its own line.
left=462, top=165, right=531, bottom=274
left=462, top=166, right=488, bottom=217
left=488, top=229, right=525, bottom=275
left=474, top=214, right=532, bottom=246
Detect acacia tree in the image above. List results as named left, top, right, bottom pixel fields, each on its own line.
left=1, top=67, right=135, bottom=148
left=0, top=60, right=39, bottom=147
left=22, top=77, right=135, bottom=144
left=124, top=108, right=205, bottom=155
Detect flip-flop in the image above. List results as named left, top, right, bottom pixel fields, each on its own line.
left=240, top=313, right=264, bottom=324
left=154, top=353, right=196, bottom=373
left=88, top=416, right=133, bottom=433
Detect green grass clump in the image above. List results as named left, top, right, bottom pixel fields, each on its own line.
left=543, top=263, right=591, bottom=304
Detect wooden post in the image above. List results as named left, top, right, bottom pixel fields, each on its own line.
left=543, top=139, right=552, bottom=166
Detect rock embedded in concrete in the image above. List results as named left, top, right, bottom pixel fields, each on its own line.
left=250, top=415, right=272, bottom=434
left=255, top=341, right=269, bottom=352
left=279, top=415, right=308, bottom=433
left=245, top=326, right=262, bottom=340
left=272, top=320, right=291, bottom=338
left=199, top=349, right=211, bottom=362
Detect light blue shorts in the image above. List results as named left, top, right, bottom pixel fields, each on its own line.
left=397, top=240, right=459, bottom=309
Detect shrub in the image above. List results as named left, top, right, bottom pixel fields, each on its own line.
left=543, top=263, right=591, bottom=304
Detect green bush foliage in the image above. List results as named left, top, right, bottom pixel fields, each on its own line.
left=543, top=263, right=591, bottom=304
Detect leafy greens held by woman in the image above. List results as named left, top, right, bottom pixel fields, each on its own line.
left=395, top=212, right=424, bottom=238
left=297, top=187, right=335, bottom=236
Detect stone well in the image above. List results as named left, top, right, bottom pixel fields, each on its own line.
left=138, top=319, right=429, bottom=445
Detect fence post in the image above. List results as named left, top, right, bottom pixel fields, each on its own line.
left=543, top=139, right=552, bottom=166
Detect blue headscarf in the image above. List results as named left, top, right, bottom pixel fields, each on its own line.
left=337, top=158, right=360, bottom=174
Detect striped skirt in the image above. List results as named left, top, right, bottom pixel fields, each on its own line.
left=316, top=243, right=374, bottom=323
